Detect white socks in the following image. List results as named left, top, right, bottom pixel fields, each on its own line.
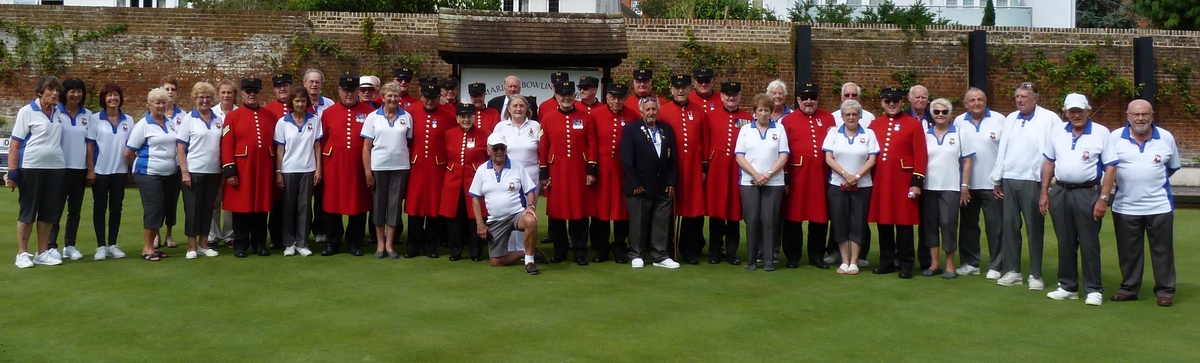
left=525, top=255, right=535, bottom=264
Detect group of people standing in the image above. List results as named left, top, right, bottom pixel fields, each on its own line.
left=9, top=68, right=1179, bottom=307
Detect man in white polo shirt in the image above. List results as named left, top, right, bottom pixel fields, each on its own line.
left=1038, top=94, right=1114, bottom=306
left=990, top=82, right=1059, bottom=290
left=1104, top=99, right=1179, bottom=307
left=833, top=82, right=875, bottom=128
left=303, top=68, right=335, bottom=245
left=470, top=133, right=542, bottom=275
left=954, top=87, right=1007, bottom=278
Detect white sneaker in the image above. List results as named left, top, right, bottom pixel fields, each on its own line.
left=186, top=250, right=198, bottom=259
left=631, top=258, right=644, bottom=268
left=1028, top=276, right=1045, bottom=291
left=1046, top=288, right=1079, bottom=300
left=33, top=250, right=62, bottom=266
left=94, top=247, right=108, bottom=261
left=197, top=247, right=219, bottom=257
left=997, top=272, right=1023, bottom=286
left=985, top=269, right=1002, bottom=280
left=46, top=248, right=63, bottom=261
left=1085, top=292, right=1103, bottom=306
left=653, top=258, right=681, bottom=269
left=15, top=252, right=34, bottom=268
left=298, top=247, right=313, bottom=257
left=283, top=246, right=296, bottom=256
left=314, top=234, right=327, bottom=243
left=107, top=245, right=127, bottom=259
left=958, top=265, right=980, bottom=276
left=857, top=259, right=870, bottom=268
left=63, top=246, right=83, bottom=260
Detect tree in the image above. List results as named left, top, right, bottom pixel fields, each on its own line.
left=788, top=0, right=854, bottom=23
left=1077, top=0, right=1137, bottom=28
left=189, top=0, right=496, bottom=12
left=1134, top=0, right=1200, bottom=30
left=981, top=0, right=995, bottom=26
left=859, top=0, right=950, bottom=27
left=637, top=0, right=778, bottom=21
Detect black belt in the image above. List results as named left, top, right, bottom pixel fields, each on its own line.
left=1055, top=181, right=1097, bottom=189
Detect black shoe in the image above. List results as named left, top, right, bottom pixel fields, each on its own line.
left=269, top=242, right=283, bottom=250
left=808, top=260, right=829, bottom=269
left=471, top=256, right=482, bottom=262
left=449, top=255, right=462, bottom=262
left=685, top=257, right=700, bottom=265
left=708, top=255, right=722, bottom=264
left=403, top=252, right=419, bottom=259
left=426, top=252, right=439, bottom=259
left=727, top=257, right=742, bottom=266
left=764, top=265, right=776, bottom=272
left=898, top=269, right=914, bottom=279
left=533, top=248, right=550, bottom=264
left=347, top=244, right=363, bottom=256
left=548, top=255, right=567, bottom=264
left=540, top=237, right=553, bottom=245
left=873, top=265, right=897, bottom=274
left=575, top=257, right=589, bottom=266
left=255, top=248, right=270, bottom=256
left=592, top=253, right=608, bottom=263
left=234, top=249, right=248, bottom=258
left=321, top=244, right=339, bottom=256
left=614, top=255, right=628, bottom=264
left=787, top=260, right=801, bottom=269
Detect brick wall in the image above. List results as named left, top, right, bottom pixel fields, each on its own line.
left=1, top=5, right=1197, bottom=156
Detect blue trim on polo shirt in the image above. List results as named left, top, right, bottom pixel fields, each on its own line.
left=1119, top=124, right=1162, bottom=153
left=926, top=123, right=958, bottom=145
left=1065, top=120, right=1094, bottom=150
left=754, top=121, right=779, bottom=140
left=132, top=143, right=150, bottom=175
left=98, top=110, right=129, bottom=135
left=57, top=104, right=85, bottom=126
left=144, top=113, right=169, bottom=133
left=836, top=124, right=865, bottom=145
left=190, top=109, right=216, bottom=129
left=963, top=108, right=993, bottom=132
left=1017, top=108, right=1035, bottom=127
left=375, top=106, right=407, bottom=126
left=29, top=99, right=43, bottom=112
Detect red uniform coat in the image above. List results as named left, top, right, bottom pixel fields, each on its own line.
left=590, top=105, right=640, bottom=221
left=439, top=125, right=490, bottom=219
left=262, top=99, right=314, bottom=120
left=320, top=101, right=375, bottom=215
left=579, top=99, right=605, bottom=115
left=704, top=106, right=752, bottom=221
left=780, top=109, right=835, bottom=223
left=404, top=102, right=455, bottom=217
left=539, top=106, right=598, bottom=220
left=471, top=107, right=500, bottom=133
left=868, top=113, right=928, bottom=226
left=624, top=94, right=665, bottom=114
left=659, top=100, right=707, bottom=217
left=689, top=91, right=721, bottom=114
left=537, top=99, right=588, bottom=121
left=221, top=105, right=278, bottom=213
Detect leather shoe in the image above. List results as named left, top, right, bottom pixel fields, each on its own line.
left=255, top=248, right=270, bottom=256
left=727, top=257, right=742, bottom=266
left=533, top=248, right=550, bottom=264
left=808, top=260, right=828, bottom=269
left=614, top=255, right=628, bottom=264
left=898, top=269, right=913, bottom=279
left=449, top=255, right=462, bottom=262
left=1111, top=293, right=1138, bottom=302
left=403, top=252, right=419, bottom=259
left=592, top=254, right=609, bottom=263
left=347, top=244, right=363, bottom=256
left=425, top=252, right=439, bottom=259
left=685, top=257, right=700, bottom=265
left=320, top=245, right=339, bottom=256
left=873, top=265, right=897, bottom=274
left=708, top=256, right=722, bottom=264
left=540, top=237, right=553, bottom=245
left=575, top=257, right=589, bottom=266
left=234, top=249, right=248, bottom=258
left=1157, top=297, right=1173, bottom=307
left=548, top=256, right=567, bottom=264
left=922, top=268, right=944, bottom=277
left=525, top=263, right=540, bottom=275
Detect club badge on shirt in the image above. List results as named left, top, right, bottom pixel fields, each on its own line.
left=989, top=132, right=997, bottom=140
left=859, top=137, right=866, bottom=144
left=572, top=119, right=584, bottom=130
left=1154, top=154, right=1161, bottom=164
left=771, top=133, right=778, bottom=141
left=1081, top=151, right=1090, bottom=161
left=948, top=137, right=955, bottom=145
left=307, top=124, right=314, bottom=131
left=122, top=123, right=129, bottom=131
left=508, top=182, right=515, bottom=190
left=81, top=117, right=88, bottom=126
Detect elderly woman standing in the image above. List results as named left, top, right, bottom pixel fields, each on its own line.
left=207, top=79, right=239, bottom=247
left=48, top=77, right=92, bottom=261
left=823, top=100, right=878, bottom=275
left=10, top=76, right=67, bottom=268
left=362, top=82, right=413, bottom=258
left=87, top=82, right=134, bottom=260
left=176, top=82, right=224, bottom=259
left=274, top=88, right=323, bottom=257
left=766, top=80, right=792, bottom=121
left=921, top=98, right=973, bottom=278
left=126, top=87, right=180, bottom=262
left=158, top=75, right=186, bottom=249
left=735, top=94, right=790, bottom=272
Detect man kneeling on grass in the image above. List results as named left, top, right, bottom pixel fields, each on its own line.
left=471, top=133, right=543, bottom=275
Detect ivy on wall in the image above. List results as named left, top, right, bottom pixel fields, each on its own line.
left=0, top=20, right=127, bottom=77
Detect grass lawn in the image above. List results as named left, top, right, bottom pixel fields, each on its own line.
left=0, top=189, right=1196, bottom=362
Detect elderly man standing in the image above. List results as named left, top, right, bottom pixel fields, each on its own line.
left=620, top=97, right=680, bottom=269
left=625, top=68, right=664, bottom=111
left=1105, top=99, right=1179, bottom=307
left=659, top=74, right=707, bottom=264
left=1038, top=93, right=1114, bottom=306
left=780, top=83, right=834, bottom=269
left=953, top=87, right=1007, bottom=278
left=833, top=82, right=875, bottom=127
left=303, top=69, right=335, bottom=246
left=319, top=74, right=377, bottom=257
left=905, top=84, right=932, bottom=130
left=688, top=68, right=719, bottom=113
left=488, top=75, right=538, bottom=121
left=869, top=86, right=927, bottom=279
left=539, top=81, right=598, bottom=265
left=991, top=82, right=1059, bottom=289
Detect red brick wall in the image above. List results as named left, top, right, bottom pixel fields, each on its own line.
left=1, top=6, right=1197, bottom=155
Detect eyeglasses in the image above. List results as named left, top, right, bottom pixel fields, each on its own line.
left=244, top=89, right=260, bottom=94
left=799, top=95, right=818, bottom=101
left=1016, top=82, right=1038, bottom=94
left=638, top=97, right=658, bottom=105
left=396, top=79, right=411, bottom=83
left=843, top=93, right=859, bottom=98
left=882, top=99, right=901, bottom=105
left=1127, top=112, right=1153, bottom=118
left=932, top=109, right=950, bottom=115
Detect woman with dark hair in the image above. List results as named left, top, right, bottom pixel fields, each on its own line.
left=158, top=75, right=185, bottom=249
left=48, top=77, right=91, bottom=261
left=735, top=94, right=790, bottom=271
left=208, top=79, right=239, bottom=247
left=125, top=87, right=179, bottom=262
left=87, top=82, right=134, bottom=260
left=273, top=88, right=323, bottom=257
left=176, top=82, right=224, bottom=259
left=10, top=76, right=66, bottom=268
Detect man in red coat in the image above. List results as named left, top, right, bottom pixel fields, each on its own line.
left=704, top=81, right=751, bottom=264
left=221, top=78, right=277, bottom=258
left=869, top=86, right=928, bottom=279
left=625, top=68, right=665, bottom=112
left=441, top=103, right=491, bottom=261
left=438, top=77, right=461, bottom=116
left=319, top=74, right=376, bottom=257
left=688, top=68, right=720, bottom=114
left=537, top=72, right=571, bottom=121
left=466, top=83, right=500, bottom=133
left=539, top=80, right=599, bottom=265
left=404, top=83, right=455, bottom=259
left=588, top=84, right=639, bottom=264
left=379, top=67, right=418, bottom=110
left=577, top=76, right=605, bottom=114
left=780, top=83, right=835, bottom=269
left=659, top=74, right=708, bottom=264
left=260, top=73, right=308, bottom=250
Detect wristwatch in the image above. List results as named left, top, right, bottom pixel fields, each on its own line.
left=1100, top=194, right=1113, bottom=203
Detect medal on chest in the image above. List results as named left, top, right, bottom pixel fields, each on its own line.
left=619, top=117, right=626, bottom=126
left=356, top=114, right=366, bottom=123
left=467, top=137, right=476, bottom=148
left=431, top=118, right=438, bottom=128
left=686, top=111, right=694, bottom=121
left=572, top=119, right=583, bottom=130
left=893, top=124, right=900, bottom=131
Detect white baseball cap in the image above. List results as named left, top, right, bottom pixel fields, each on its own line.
left=1063, top=93, right=1090, bottom=110
left=487, top=133, right=507, bottom=147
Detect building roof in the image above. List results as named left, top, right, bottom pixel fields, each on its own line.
left=437, top=9, right=629, bottom=68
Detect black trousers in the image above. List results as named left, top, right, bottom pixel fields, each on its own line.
left=782, top=221, right=828, bottom=264
left=878, top=224, right=915, bottom=271
left=589, top=218, right=629, bottom=258
left=550, top=218, right=589, bottom=259
left=310, top=184, right=327, bottom=236
left=406, top=215, right=443, bottom=254
left=326, top=213, right=368, bottom=246
left=232, top=212, right=269, bottom=251
left=445, top=197, right=482, bottom=258
left=675, top=216, right=704, bottom=260
left=91, top=173, right=126, bottom=248
left=708, top=217, right=740, bottom=259
left=49, top=169, right=87, bottom=248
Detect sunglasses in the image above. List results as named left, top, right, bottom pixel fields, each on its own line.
left=932, top=109, right=950, bottom=115
left=244, top=89, right=260, bottom=94
left=843, top=93, right=859, bottom=98
left=695, top=79, right=712, bottom=84
left=882, top=98, right=901, bottom=105
left=799, top=95, right=818, bottom=101
left=1016, top=82, right=1038, bottom=94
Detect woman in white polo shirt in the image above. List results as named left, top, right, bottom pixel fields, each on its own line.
left=48, top=77, right=93, bottom=261
left=491, top=95, right=541, bottom=248
left=158, top=75, right=186, bottom=249
left=176, top=82, right=225, bottom=259
left=735, top=94, right=790, bottom=272
left=9, top=76, right=67, bottom=268
left=921, top=98, right=974, bottom=279
left=125, top=87, right=180, bottom=262
left=823, top=100, right=879, bottom=275
left=86, top=82, right=134, bottom=260
left=207, top=79, right=239, bottom=247
left=273, top=88, right=323, bottom=257
left=362, top=82, right=412, bottom=258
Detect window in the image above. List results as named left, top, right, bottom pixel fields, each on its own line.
left=549, top=0, right=559, bottom=12
left=41, top=0, right=63, bottom=4
left=848, top=0, right=861, bottom=6
left=963, top=0, right=974, bottom=6
left=503, top=0, right=513, bottom=11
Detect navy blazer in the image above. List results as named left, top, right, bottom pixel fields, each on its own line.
left=487, top=95, right=539, bottom=121
left=619, top=119, right=677, bottom=198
